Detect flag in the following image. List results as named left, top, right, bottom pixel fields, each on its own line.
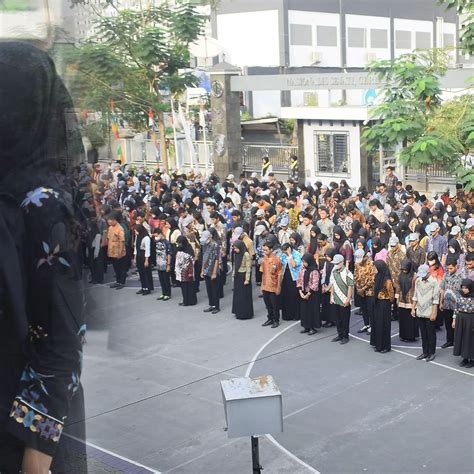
left=148, top=108, right=154, bottom=128
left=178, top=104, right=197, bottom=168
left=199, top=103, right=206, bottom=128
left=117, top=144, right=125, bottom=165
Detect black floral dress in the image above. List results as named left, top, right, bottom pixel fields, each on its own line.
left=0, top=185, right=85, bottom=469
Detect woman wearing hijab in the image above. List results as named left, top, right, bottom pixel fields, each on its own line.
left=321, top=248, right=337, bottom=328
left=209, top=227, right=225, bottom=300
left=453, top=279, right=474, bottom=368
left=308, top=225, right=320, bottom=257
left=175, top=236, right=197, bottom=306
left=388, top=211, right=400, bottom=228
left=231, top=240, right=254, bottom=319
left=280, top=242, right=303, bottom=321
left=371, top=237, right=388, bottom=262
left=401, top=205, right=417, bottom=232
left=373, top=261, right=395, bottom=352
left=289, top=232, right=306, bottom=255
left=448, top=238, right=465, bottom=268
left=297, top=253, right=321, bottom=334
left=333, top=225, right=353, bottom=268
left=0, top=42, right=85, bottom=472
left=164, top=217, right=182, bottom=286
left=377, top=222, right=391, bottom=249
left=414, top=223, right=429, bottom=250
left=358, top=228, right=372, bottom=251
left=134, top=224, right=154, bottom=295
left=350, top=220, right=363, bottom=247
left=398, top=259, right=419, bottom=341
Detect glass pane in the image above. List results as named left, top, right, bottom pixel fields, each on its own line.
left=371, top=28, right=388, bottom=49
left=315, top=133, right=333, bottom=172
left=416, top=31, right=431, bottom=49
left=395, top=30, right=411, bottom=49
left=316, top=25, right=338, bottom=47
left=348, top=27, right=366, bottom=48
left=333, top=134, right=348, bottom=173
left=290, top=24, right=312, bottom=46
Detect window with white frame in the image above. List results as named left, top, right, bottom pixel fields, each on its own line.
left=314, top=131, right=349, bottom=174
left=348, top=27, right=366, bottom=48
left=290, top=24, right=313, bottom=46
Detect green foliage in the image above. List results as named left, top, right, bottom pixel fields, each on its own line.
left=68, top=2, right=206, bottom=131
left=363, top=50, right=474, bottom=190
left=0, top=0, right=31, bottom=11
left=438, top=0, right=474, bottom=55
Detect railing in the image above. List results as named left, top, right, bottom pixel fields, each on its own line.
left=242, top=144, right=298, bottom=173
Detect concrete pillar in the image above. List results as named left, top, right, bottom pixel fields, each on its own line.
left=208, top=61, right=242, bottom=179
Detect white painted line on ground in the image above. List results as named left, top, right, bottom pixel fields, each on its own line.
left=349, top=333, right=474, bottom=377
left=64, top=434, right=161, bottom=473
left=391, top=332, right=400, bottom=338
left=244, top=321, right=299, bottom=377
left=245, top=321, right=320, bottom=474
left=266, top=434, right=320, bottom=474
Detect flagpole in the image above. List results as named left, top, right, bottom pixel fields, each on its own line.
left=171, top=98, right=180, bottom=172
left=200, top=102, right=210, bottom=176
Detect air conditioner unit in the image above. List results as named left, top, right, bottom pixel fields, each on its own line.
left=311, top=51, right=323, bottom=64
left=365, top=52, right=377, bottom=63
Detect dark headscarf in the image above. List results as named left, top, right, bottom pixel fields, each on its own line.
left=134, top=224, right=149, bottom=251
left=356, top=238, right=368, bottom=253
left=209, top=227, right=222, bottom=245
left=448, top=238, right=462, bottom=258
left=374, top=260, right=391, bottom=297
left=176, top=235, right=194, bottom=256
left=0, top=43, right=82, bottom=346
left=359, top=228, right=370, bottom=241
left=371, top=237, right=384, bottom=258
left=290, top=232, right=303, bottom=250
left=323, top=247, right=338, bottom=284
left=309, top=225, right=320, bottom=254
left=402, top=205, right=415, bottom=223
left=399, top=258, right=413, bottom=298
left=333, top=225, right=347, bottom=251
left=388, top=212, right=399, bottom=226
left=233, top=239, right=247, bottom=273
left=0, top=42, right=82, bottom=194
left=460, top=279, right=474, bottom=298
left=378, top=222, right=391, bottom=248
left=301, top=252, right=317, bottom=289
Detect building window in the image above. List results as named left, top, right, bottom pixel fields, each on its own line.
left=371, top=28, right=388, bottom=48
left=314, top=132, right=349, bottom=174
left=395, top=30, right=411, bottom=49
left=443, top=33, right=455, bottom=47
left=416, top=32, right=431, bottom=49
left=316, top=25, right=338, bottom=47
left=348, top=27, right=366, bottom=48
left=290, top=24, right=313, bottom=46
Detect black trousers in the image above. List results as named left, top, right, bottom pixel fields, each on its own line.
left=111, top=256, right=127, bottom=284
left=359, top=296, right=370, bottom=326
left=444, top=309, right=454, bottom=344
left=334, top=304, right=351, bottom=339
left=255, top=262, right=262, bottom=284
left=158, top=270, right=171, bottom=297
left=263, top=291, right=280, bottom=322
left=205, top=275, right=220, bottom=309
left=221, top=256, right=228, bottom=286
left=89, top=247, right=105, bottom=283
left=418, top=318, right=437, bottom=355
left=137, top=253, right=154, bottom=290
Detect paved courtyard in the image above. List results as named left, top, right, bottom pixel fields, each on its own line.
left=67, top=272, right=474, bottom=473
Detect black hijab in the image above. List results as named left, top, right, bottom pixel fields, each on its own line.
left=233, top=239, right=247, bottom=273
left=0, top=43, right=82, bottom=346
left=323, top=248, right=337, bottom=284
left=333, top=225, right=347, bottom=251
left=371, top=237, right=384, bottom=258
left=399, top=258, right=413, bottom=298
left=302, top=252, right=317, bottom=289
left=374, top=260, right=392, bottom=297
left=448, top=238, right=462, bottom=259
left=460, top=279, right=474, bottom=298
left=290, top=232, right=303, bottom=250
left=388, top=211, right=399, bottom=226
left=176, top=235, right=194, bottom=256
left=378, top=222, right=391, bottom=248
left=309, top=225, right=320, bottom=254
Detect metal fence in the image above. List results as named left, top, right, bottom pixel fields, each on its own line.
left=405, top=162, right=456, bottom=190
left=242, top=144, right=298, bottom=173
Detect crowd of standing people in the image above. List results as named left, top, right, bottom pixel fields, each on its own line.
left=81, top=159, right=474, bottom=368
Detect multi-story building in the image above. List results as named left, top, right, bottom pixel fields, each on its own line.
left=210, top=0, right=469, bottom=189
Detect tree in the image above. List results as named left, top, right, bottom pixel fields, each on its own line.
left=363, top=49, right=474, bottom=191
left=439, top=0, right=474, bottom=55
left=68, top=1, right=206, bottom=171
